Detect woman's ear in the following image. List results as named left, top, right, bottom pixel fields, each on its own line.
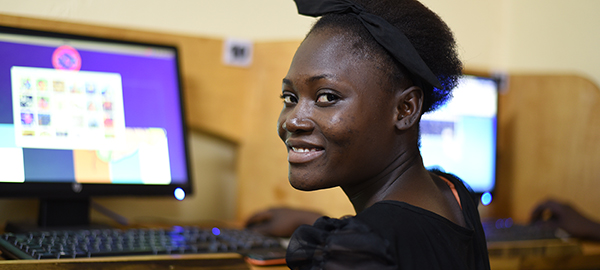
left=394, top=86, right=423, bottom=130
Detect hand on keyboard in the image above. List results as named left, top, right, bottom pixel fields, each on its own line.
left=530, top=199, right=600, bottom=241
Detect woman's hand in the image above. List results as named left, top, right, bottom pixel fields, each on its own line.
left=245, top=208, right=322, bottom=238
left=530, top=199, right=600, bottom=241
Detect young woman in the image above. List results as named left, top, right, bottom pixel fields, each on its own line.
left=250, top=0, right=490, bottom=269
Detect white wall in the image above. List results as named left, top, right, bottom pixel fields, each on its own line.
left=0, top=0, right=313, bottom=41
left=423, top=0, right=600, bottom=85
left=505, top=1, right=600, bottom=82
left=1, top=0, right=598, bottom=85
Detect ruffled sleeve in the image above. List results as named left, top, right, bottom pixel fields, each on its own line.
left=286, top=216, right=397, bottom=270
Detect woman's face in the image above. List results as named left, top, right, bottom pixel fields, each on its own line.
left=278, top=31, right=402, bottom=191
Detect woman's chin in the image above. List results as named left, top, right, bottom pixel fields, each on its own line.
left=288, top=178, right=335, bottom=191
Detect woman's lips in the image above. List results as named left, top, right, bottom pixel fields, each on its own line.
left=287, top=146, right=324, bottom=164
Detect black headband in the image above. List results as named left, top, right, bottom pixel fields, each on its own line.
left=294, top=0, right=442, bottom=89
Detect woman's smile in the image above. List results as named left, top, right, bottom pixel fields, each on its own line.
left=285, top=137, right=326, bottom=164
left=287, top=146, right=325, bottom=164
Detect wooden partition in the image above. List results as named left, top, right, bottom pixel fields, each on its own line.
left=1, top=14, right=599, bottom=225
left=492, top=74, right=600, bottom=222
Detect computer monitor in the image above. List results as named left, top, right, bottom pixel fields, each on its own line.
left=0, top=26, right=192, bottom=229
left=420, top=74, right=499, bottom=198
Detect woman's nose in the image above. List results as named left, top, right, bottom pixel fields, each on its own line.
left=280, top=102, right=314, bottom=135
left=283, top=117, right=313, bottom=134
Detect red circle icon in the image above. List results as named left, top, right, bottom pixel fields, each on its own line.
left=52, top=45, right=82, bottom=71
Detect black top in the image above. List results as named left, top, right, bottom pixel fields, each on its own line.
left=286, top=172, right=491, bottom=270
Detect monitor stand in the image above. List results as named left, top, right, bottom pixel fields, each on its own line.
left=5, top=198, right=110, bottom=233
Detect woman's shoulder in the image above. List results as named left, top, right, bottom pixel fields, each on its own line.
left=286, top=205, right=479, bottom=270
left=355, top=200, right=474, bottom=240
left=428, top=169, right=480, bottom=206
left=286, top=215, right=398, bottom=269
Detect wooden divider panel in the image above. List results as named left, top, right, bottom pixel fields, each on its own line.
left=494, top=74, right=600, bottom=222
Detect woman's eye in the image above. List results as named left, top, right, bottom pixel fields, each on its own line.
left=316, top=93, right=339, bottom=103
left=280, top=93, right=297, bottom=104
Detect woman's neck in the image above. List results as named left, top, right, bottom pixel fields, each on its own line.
left=342, top=148, right=466, bottom=227
left=342, top=147, right=432, bottom=213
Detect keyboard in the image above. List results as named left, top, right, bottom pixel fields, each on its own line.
left=482, top=219, right=581, bottom=257
left=0, top=226, right=283, bottom=260
left=483, top=218, right=564, bottom=242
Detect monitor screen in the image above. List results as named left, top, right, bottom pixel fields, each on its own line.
left=420, top=75, right=498, bottom=194
left=0, top=26, right=191, bottom=199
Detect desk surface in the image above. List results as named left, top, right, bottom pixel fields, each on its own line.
left=0, top=253, right=251, bottom=270
left=489, top=242, right=600, bottom=270
left=3, top=254, right=600, bottom=270
left=2, top=240, right=600, bottom=270
left=0, top=253, right=290, bottom=270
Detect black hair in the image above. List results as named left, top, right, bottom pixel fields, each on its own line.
left=307, top=0, right=462, bottom=114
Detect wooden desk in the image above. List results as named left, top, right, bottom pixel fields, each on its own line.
left=3, top=248, right=600, bottom=270
left=0, top=246, right=286, bottom=270
left=2, top=240, right=600, bottom=270
left=0, top=253, right=252, bottom=270
left=489, top=242, right=600, bottom=270
left=490, top=254, right=600, bottom=270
